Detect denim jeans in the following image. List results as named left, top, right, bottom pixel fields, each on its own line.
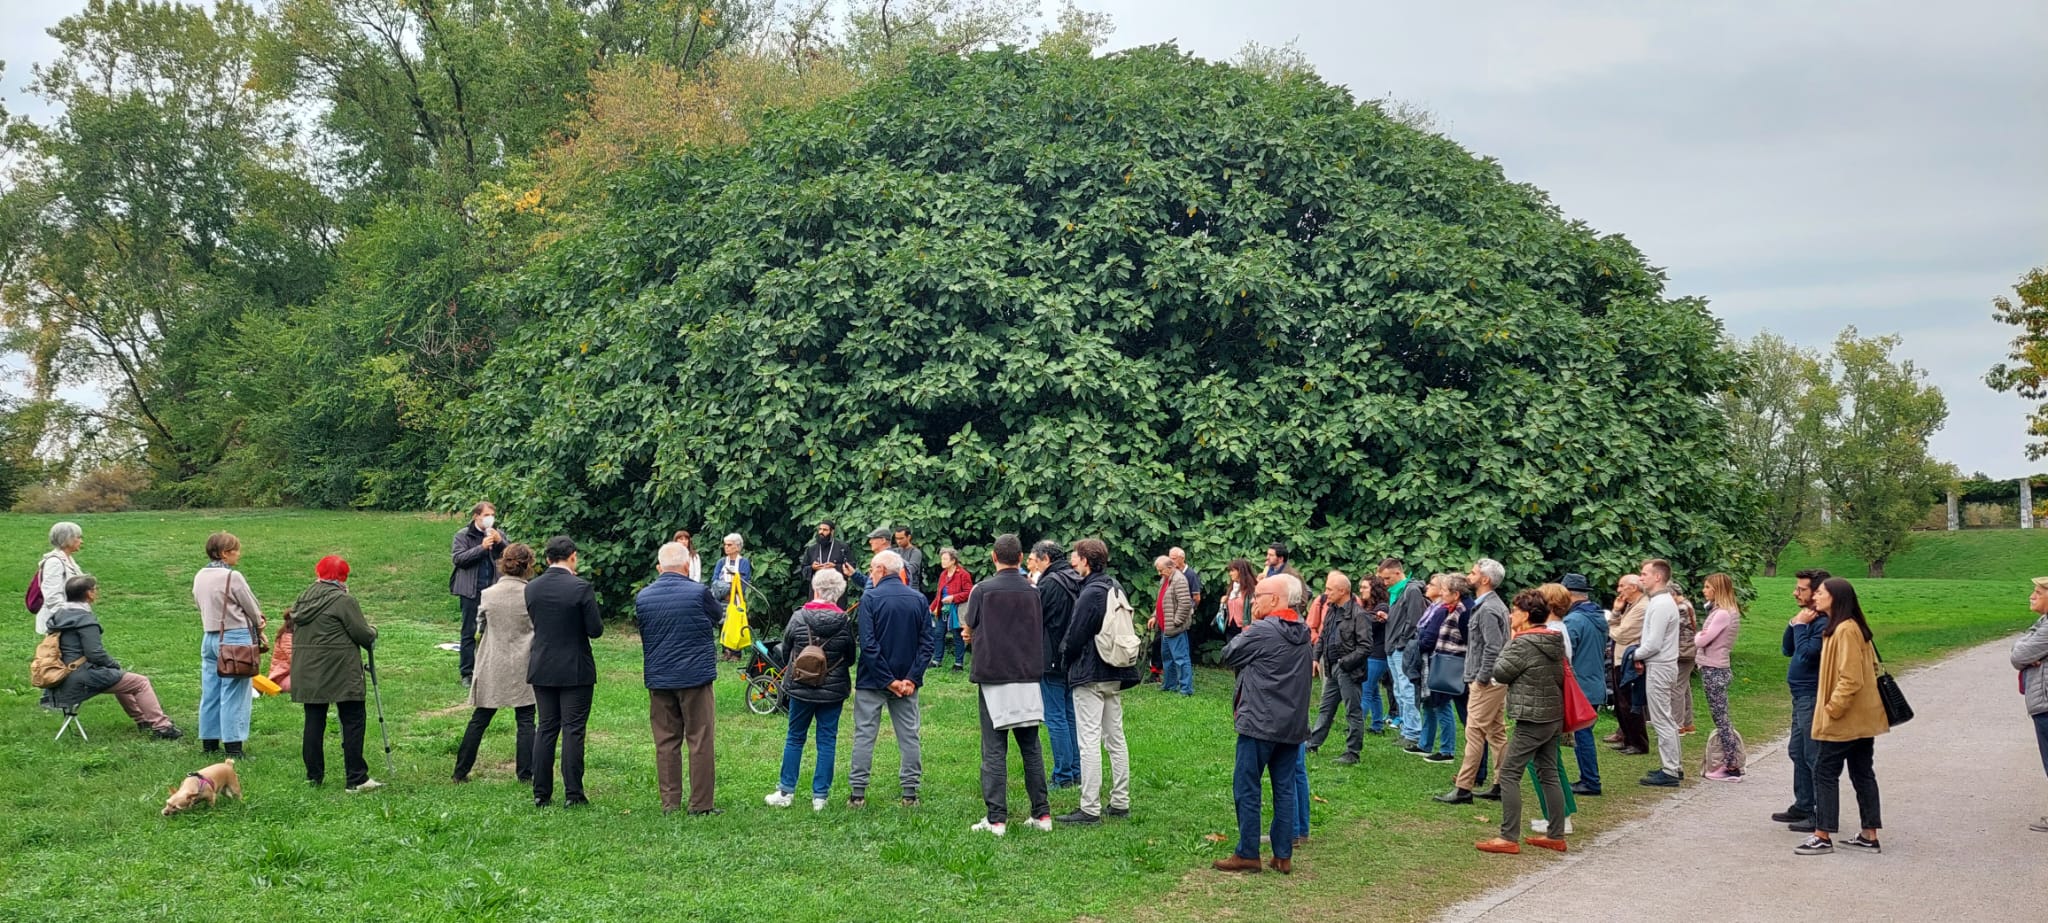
left=1422, top=697, right=1458, bottom=754
left=199, top=628, right=255, bottom=743
left=939, top=630, right=968, bottom=668
left=1571, top=726, right=1602, bottom=789
left=1363, top=658, right=1390, bottom=731
left=1041, top=675, right=1080, bottom=785
left=1788, top=690, right=1819, bottom=815
left=1388, top=650, right=1421, bottom=741
left=1159, top=632, right=1193, bottom=694
left=2034, top=712, right=2048, bottom=779
left=778, top=697, right=843, bottom=798
left=1233, top=736, right=1300, bottom=860
left=1293, top=745, right=1310, bottom=838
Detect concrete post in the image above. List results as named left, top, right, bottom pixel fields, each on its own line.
left=1948, top=490, right=1960, bottom=531
left=2023, top=480, right=2035, bottom=530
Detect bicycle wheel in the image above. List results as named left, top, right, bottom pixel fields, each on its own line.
left=745, top=674, right=783, bottom=715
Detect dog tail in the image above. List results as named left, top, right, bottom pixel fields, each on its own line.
left=225, top=758, right=236, bottom=767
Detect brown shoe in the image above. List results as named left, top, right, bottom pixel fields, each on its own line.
left=1212, top=855, right=1263, bottom=873
left=1603, top=732, right=1624, bottom=743
left=1475, top=837, right=1521, bottom=855
left=1267, top=857, right=1292, bottom=874
left=1681, top=724, right=1696, bottom=735
left=1528, top=836, right=1568, bottom=853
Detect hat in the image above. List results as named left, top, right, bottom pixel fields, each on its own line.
left=1559, top=573, right=1593, bottom=593
left=315, top=555, right=350, bottom=583
left=868, top=527, right=891, bottom=540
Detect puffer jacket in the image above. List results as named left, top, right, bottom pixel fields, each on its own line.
left=1492, top=628, right=1567, bottom=725
left=635, top=571, right=719, bottom=690
left=2012, top=613, right=2048, bottom=716
left=1157, top=570, right=1192, bottom=637
left=783, top=602, right=857, bottom=705
left=44, top=602, right=123, bottom=708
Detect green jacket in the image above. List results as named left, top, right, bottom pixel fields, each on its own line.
left=289, top=580, right=377, bottom=705
left=1491, top=629, right=1566, bottom=725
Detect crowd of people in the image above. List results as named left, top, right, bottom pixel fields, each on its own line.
left=25, top=509, right=1946, bottom=864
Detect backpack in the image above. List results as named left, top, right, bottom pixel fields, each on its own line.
left=24, top=565, right=42, bottom=615
left=29, top=631, right=83, bottom=689
left=1093, top=583, right=1142, bottom=668
left=785, top=618, right=836, bottom=686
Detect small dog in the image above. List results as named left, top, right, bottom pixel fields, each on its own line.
left=163, top=759, right=242, bottom=816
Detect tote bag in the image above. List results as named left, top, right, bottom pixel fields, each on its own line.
left=1560, top=649, right=1598, bottom=733
left=1425, top=651, right=1467, bottom=697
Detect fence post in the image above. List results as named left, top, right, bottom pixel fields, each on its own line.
left=1948, top=490, right=1960, bottom=531
left=2023, top=480, right=2036, bottom=530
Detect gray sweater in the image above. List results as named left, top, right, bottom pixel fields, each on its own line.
left=1462, top=592, right=1511, bottom=685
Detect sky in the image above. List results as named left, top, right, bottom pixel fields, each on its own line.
left=2, top=1, right=2045, bottom=475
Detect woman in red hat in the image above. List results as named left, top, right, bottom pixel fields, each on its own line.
left=290, top=555, right=383, bottom=792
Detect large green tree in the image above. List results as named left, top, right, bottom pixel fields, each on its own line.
left=1985, top=264, right=2048, bottom=458
left=1721, top=332, right=1832, bottom=576
left=434, top=47, right=1747, bottom=614
left=1818, top=328, right=1950, bottom=577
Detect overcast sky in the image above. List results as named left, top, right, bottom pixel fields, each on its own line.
left=4, top=1, right=2046, bottom=475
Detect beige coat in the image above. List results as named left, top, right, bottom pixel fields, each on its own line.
left=468, top=576, right=537, bottom=709
left=1610, top=599, right=1645, bottom=666
left=1812, top=624, right=1889, bottom=742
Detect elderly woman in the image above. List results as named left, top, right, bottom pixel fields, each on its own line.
left=194, top=532, right=266, bottom=758
left=455, top=543, right=538, bottom=783
left=768, top=568, right=858, bottom=811
left=34, top=521, right=85, bottom=635
left=1419, top=574, right=1470, bottom=762
left=932, top=548, right=974, bottom=671
left=45, top=574, right=182, bottom=739
left=1476, top=589, right=1571, bottom=855
left=291, top=555, right=381, bottom=792
left=710, top=533, right=754, bottom=659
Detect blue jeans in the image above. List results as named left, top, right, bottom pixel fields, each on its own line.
left=939, top=630, right=967, bottom=668
left=1388, top=650, right=1421, bottom=741
left=1422, top=697, right=1458, bottom=754
left=199, top=628, right=255, bottom=742
left=1789, top=690, right=1819, bottom=815
left=1233, top=736, right=1301, bottom=860
left=2033, top=712, right=2048, bottom=778
left=1159, top=633, right=1193, bottom=694
left=778, top=698, right=843, bottom=798
left=1572, top=726, right=1602, bottom=789
left=1042, top=675, right=1080, bottom=785
left=1294, top=745, right=1310, bottom=838
left=1362, top=658, right=1390, bottom=730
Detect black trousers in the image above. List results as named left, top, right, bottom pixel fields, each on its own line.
left=1813, top=737, right=1881, bottom=834
left=533, top=685, right=594, bottom=803
left=303, top=700, right=369, bottom=787
left=454, top=704, right=535, bottom=782
left=1613, top=668, right=1649, bottom=751
left=458, top=595, right=480, bottom=680
left=978, top=692, right=1049, bottom=824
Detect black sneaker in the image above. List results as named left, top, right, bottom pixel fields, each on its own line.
left=1638, top=770, right=1681, bottom=787
left=1056, top=810, right=1101, bottom=825
left=1788, top=820, right=1817, bottom=833
left=1334, top=753, right=1360, bottom=765
left=1844, top=834, right=1881, bottom=853
left=1106, top=806, right=1130, bottom=818
left=1425, top=752, right=1457, bottom=763
left=1793, top=835, right=1833, bottom=856
left=1771, top=810, right=1811, bottom=824
left=1403, top=744, right=1428, bottom=755
left=1570, top=782, right=1602, bottom=796
left=847, top=795, right=866, bottom=809
left=150, top=724, right=184, bottom=741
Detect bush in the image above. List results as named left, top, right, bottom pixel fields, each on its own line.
left=436, top=46, right=1745, bottom=615
left=13, top=464, right=156, bottom=514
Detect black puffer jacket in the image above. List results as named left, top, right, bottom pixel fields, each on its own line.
left=783, top=603, right=857, bottom=705
left=45, top=603, right=124, bottom=709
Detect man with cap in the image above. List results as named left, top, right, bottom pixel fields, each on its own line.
left=1560, top=574, right=1610, bottom=795
left=842, top=528, right=899, bottom=593
left=797, top=520, right=850, bottom=587
left=2011, top=576, right=2048, bottom=832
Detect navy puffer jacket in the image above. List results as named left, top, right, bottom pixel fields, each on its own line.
left=636, top=572, right=720, bottom=690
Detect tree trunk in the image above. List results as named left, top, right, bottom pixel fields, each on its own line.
left=1867, top=559, right=1885, bottom=578
left=1763, top=560, right=1779, bottom=578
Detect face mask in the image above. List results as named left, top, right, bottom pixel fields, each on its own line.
left=479, top=515, right=496, bottom=531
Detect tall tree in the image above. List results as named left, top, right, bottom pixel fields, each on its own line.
left=1817, top=328, right=1950, bottom=577
left=1984, top=264, right=2048, bottom=458
left=1721, top=332, right=1832, bottom=576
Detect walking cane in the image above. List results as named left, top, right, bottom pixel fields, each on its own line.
left=366, top=645, right=394, bottom=779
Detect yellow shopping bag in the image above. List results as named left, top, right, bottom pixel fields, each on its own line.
left=720, top=575, right=752, bottom=651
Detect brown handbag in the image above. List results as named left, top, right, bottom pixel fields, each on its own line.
left=215, top=570, right=261, bottom=678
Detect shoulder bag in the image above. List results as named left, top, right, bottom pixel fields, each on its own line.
left=1425, top=650, right=1467, bottom=697
left=215, top=570, right=261, bottom=679
left=1872, top=641, right=1912, bottom=727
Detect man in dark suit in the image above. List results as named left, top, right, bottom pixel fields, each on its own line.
left=526, top=535, right=604, bottom=807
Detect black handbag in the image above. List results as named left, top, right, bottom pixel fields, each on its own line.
left=1425, top=651, right=1467, bottom=697
left=1873, top=642, right=1912, bottom=727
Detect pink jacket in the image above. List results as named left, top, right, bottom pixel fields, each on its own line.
left=1695, top=607, right=1739, bottom=668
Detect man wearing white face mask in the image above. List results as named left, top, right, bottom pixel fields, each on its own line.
left=452, top=501, right=509, bottom=686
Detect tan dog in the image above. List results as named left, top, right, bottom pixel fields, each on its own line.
left=162, top=759, right=242, bottom=816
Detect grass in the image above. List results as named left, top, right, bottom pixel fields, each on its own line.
left=1777, top=527, right=2048, bottom=582
left=0, top=513, right=2031, bottom=923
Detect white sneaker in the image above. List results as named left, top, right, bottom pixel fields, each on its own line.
left=764, top=790, right=794, bottom=808
left=1024, top=815, right=1053, bottom=832
left=345, top=779, right=384, bottom=793
left=812, top=797, right=828, bottom=812
left=970, top=817, right=1007, bottom=837
left=1530, top=817, right=1574, bottom=835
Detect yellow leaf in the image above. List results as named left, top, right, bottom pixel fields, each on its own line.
left=1187, top=206, right=1198, bottom=217
left=579, top=342, right=589, bottom=354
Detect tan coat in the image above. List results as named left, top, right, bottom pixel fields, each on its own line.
left=468, top=576, right=536, bottom=709
left=1812, top=624, right=1889, bottom=742
left=1610, top=599, right=1645, bottom=666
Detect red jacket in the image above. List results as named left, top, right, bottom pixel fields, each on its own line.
left=931, top=566, right=974, bottom=614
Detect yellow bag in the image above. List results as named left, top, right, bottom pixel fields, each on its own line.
left=719, top=576, right=751, bottom=651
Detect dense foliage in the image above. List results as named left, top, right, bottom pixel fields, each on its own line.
left=1986, top=264, right=2048, bottom=459
left=437, top=46, right=1746, bottom=613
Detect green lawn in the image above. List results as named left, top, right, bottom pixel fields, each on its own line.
left=1777, top=527, right=2048, bottom=582
left=0, top=513, right=2032, bottom=923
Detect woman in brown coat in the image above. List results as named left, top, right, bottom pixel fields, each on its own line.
left=1798, top=577, right=1888, bottom=856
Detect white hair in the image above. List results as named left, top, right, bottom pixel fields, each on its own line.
left=1154, top=555, right=1172, bottom=570
left=1280, top=574, right=1307, bottom=608
left=49, top=521, right=81, bottom=550
left=871, top=549, right=905, bottom=575
left=657, top=542, right=692, bottom=569
left=812, top=568, right=847, bottom=603
left=1474, top=558, right=1505, bottom=589
left=723, top=533, right=743, bottom=550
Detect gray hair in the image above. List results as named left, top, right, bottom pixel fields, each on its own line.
left=1280, top=573, right=1307, bottom=608
left=1473, top=558, right=1505, bottom=589
left=723, top=533, right=743, bottom=550
left=657, top=542, right=692, bottom=569
left=1441, top=573, right=1471, bottom=597
left=811, top=567, right=847, bottom=603
left=49, top=521, right=81, bottom=550
left=1029, top=539, right=1063, bottom=562
left=1154, top=555, right=1172, bottom=571
left=871, top=549, right=905, bottom=575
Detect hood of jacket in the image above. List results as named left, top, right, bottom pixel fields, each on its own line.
left=42, top=602, right=97, bottom=633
